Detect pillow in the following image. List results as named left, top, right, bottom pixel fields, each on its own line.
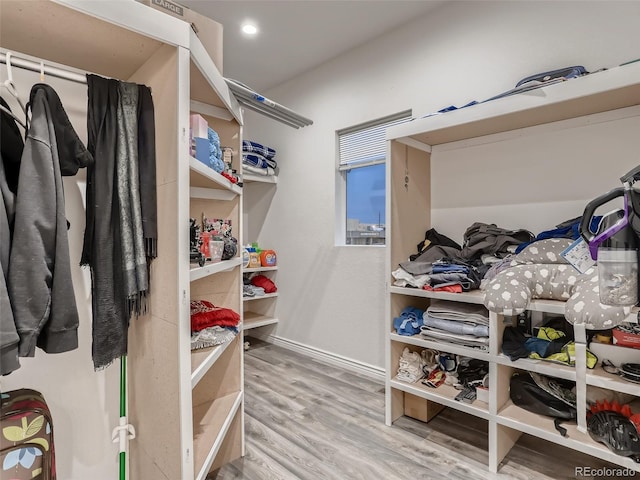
left=564, top=267, right=631, bottom=329
left=483, top=239, right=576, bottom=315
left=483, top=239, right=631, bottom=329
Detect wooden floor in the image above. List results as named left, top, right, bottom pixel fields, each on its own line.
left=212, top=339, right=622, bottom=480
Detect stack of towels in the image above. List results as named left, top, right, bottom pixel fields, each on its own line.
left=242, top=140, right=277, bottom=177
left=420, top=300, right=490, bottom=350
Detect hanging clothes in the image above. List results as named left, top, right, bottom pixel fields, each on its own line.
left=8, top=84, right=92, bottom=360
left=0, top=97, right=21, bottom=375
left=137, top=85, right=158, bottom=260
left=82, top=74, right=157, bottom=370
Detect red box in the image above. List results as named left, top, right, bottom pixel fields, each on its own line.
left=612, top=325, right=640, bottom=349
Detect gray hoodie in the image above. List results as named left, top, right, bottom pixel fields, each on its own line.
left=1, top=155, right=19, bottom=374
left=8, top=84, right=91, bottom=358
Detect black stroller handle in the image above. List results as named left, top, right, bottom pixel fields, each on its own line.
left=580, top=187, right=625, bottom=243
left=620, top=164, right=640, bottom=184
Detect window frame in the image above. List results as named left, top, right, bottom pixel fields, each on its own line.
left=335, top=110, right=412, bottom=246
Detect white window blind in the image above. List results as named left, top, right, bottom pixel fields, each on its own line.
left=338, top=110, right=412, bottom=171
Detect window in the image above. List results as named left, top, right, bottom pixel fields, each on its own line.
left=337, top=110, right=412, bottom=245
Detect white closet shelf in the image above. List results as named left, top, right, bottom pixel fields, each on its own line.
left=494, top=354, right=577, bottom=382
left=243, top=292, right=278, bottom=302
left=243, top=173, right=278, bottom=184
left=243, top=266, right=278, bottom=273
left=586, top=366, right=640, bottom=397
left=390, top=333, right=491, bottom=362
left=189, top=157, right=243, bottom=195
left=189, top=31, right=242, bottom=123
left=191, top=340, right=237, bottom=389
left=391, top=286, right=640, bottom=320
left=390, top=378, right=490, bottom=420
left=0, top=1, right=188, bottom=83
left=497, top=401, right=640, bottom=470
left=193, top=391, right=243, bottom=480
left=389, top=286, right=485, bottom=305
left=387, top=62, right=640, bottom=147
left=243, top=312, right=279, bottom=331
left=190, top=258, right=242, bottom=282
left=389, top=286, right=590, bottom=315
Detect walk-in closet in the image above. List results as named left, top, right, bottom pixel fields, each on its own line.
left=2, top=1, right=640, bottom=479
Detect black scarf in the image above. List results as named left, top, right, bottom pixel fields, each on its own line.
left=82, top=74, right=157, bottom=370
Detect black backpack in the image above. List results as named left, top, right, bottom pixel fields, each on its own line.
left=510, top=372, right=577, bottom=436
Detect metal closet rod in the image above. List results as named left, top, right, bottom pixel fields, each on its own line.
left=0, top=52, right=87, bottom=85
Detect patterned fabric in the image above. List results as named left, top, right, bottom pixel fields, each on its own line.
left=242, top=140, right=276, bottom=160
left=1, top=389, right=55, bottom=479
left=565, top=267, right=631, bottom=329
left=482, top=239, right=630, bottom=329
left=242, top=153, right=269, bottom=169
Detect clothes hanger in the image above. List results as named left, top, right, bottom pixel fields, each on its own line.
left=0, top=103, right=26, bottom=129
left=1, top=52, right=27, bottom=115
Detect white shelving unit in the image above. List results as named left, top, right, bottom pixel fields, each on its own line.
left=242, top=172, right=280, bottom=335
left=243, top=172, right=279, bottom=184
left=190, top=257, right=243, bottom=282
left=242, top=266, right=279, bottom=332
left=385, top=62, right=640, bottom=474
left=188, top=35, right=245, bottom=479
left=243, top=292, right=279, bottom=302
left=0, top=2, right=244, bottom=478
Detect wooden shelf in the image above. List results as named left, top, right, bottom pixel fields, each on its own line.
left=389, top=286, right=485, bottom=304
left=494, top=354, right=577, bottom=382
left=0, top=0, right=188, bottom=82
left=243, top=312, right=279, bottom=331
left=390, top=377, right=490, bottom=420
left=190, top=257, right=242, bottom=282
left=243, top=173, right=278, bottom=184
left=192, top=392, right=243, bottom=480
left=243, top=266, right=278, bottom=273
left=387, top=62, right=640, bottom=147
left=497, top=401, right=640, bottom=470
left=386, top=57, right=640, bottom=475
left=389, top=287, right=568, bottom=315
left=189, top=156, right=243, bottom=194
left=243, top=292, right=278, bottom=302
left=189, top=30, right=242, bottom=122
left=191, top=339, right=237, bottom=389
left=390, top=333, right=491, bottom=361
left=586, top=365, right=640, bottom=397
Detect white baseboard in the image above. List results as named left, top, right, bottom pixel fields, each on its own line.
left=249, top=333, right=385, bottom=383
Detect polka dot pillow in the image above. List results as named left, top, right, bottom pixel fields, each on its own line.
left=483, top=239, right=630, bottom=328
left=565, top=267, right=631, bottom=329
left=483, top=262, right=578, bottom=316
left=483, top=239, right=575, bottom=315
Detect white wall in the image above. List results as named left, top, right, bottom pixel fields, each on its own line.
left=2, top=68, right=120, bottom=479
left=243, top=0, right=640, bottom=370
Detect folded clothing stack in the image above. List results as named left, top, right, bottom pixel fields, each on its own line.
left=396, top=347, right=426, bottom=383
left=190, top=300, right=239, bottom=350
left=242, top=140, right=277, bottom=177
left=420, top=300, right=490, bottom=350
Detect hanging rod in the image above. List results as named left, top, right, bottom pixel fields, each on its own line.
left=225, top=78, right=313, bottom=129
left=0, top=52, right=87, bottom=85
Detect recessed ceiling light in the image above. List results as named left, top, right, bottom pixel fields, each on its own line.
left=241, top=23, right=258, bottom=35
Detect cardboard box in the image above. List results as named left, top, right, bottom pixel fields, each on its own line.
left=403, top=392, right=444, bottom=423
left=139, top=0, right=223, bottom=73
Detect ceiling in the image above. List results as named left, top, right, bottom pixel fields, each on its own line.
left=181, top=0, right=445, bottom=92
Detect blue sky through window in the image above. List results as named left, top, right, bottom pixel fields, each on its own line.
left=346, top=163, right=386, bottom=226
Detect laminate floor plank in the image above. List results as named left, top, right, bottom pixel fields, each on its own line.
left=212, top=340, right=625, bottom=480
